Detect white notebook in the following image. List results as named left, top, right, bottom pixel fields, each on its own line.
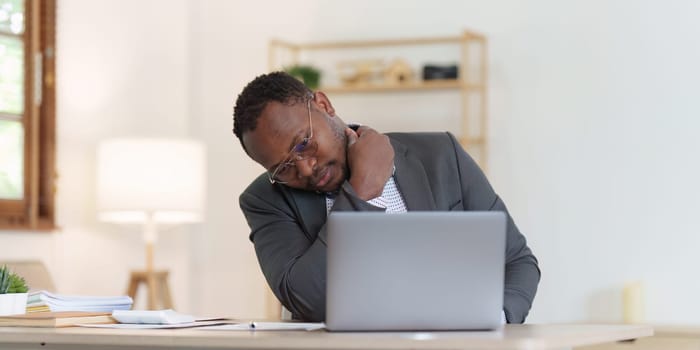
left=112, top=309, right=195, bottom=324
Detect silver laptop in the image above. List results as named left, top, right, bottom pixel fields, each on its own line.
left=326, top=211, right=506, bottom=331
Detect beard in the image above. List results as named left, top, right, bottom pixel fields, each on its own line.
left=321, top=118, right=350, bottom=193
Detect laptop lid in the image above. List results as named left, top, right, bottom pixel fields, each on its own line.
left=326, top=211, right=506, bottom=331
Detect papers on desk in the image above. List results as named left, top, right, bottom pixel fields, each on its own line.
left=27, top=290, right=133, bottom=313
left=77, top=309, right=232, bottom=329
left=70, top=308, right=324, bottom=331
left=79, top=320, right=230, bottom=329
left=198, top=322, right=325, bottom=331
left=111, top=309, right=195, bottom=324
left=80, top=320, right=324, bottom=331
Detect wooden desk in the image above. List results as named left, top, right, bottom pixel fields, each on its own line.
left=0, top=324, right=651, bottom=350
left=578, top=325, right=699, bottom=350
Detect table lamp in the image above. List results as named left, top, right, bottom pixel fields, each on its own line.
left=96, top=138, right=205, bottom=310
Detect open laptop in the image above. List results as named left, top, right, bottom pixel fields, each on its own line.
left=326, top=211, right=506, bottom=331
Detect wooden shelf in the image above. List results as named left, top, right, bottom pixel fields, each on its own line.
left=270, top=33, right=485, bottom=50
left=322, top=80, right=482, bottom=93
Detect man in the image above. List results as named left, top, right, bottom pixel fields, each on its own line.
left=233, top=72, right=540, bottom=323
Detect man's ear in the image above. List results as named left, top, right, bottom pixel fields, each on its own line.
left=313, top=91, right=336, bottom=117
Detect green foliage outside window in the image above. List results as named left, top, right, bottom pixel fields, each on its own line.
left=0, top=120, right=23, bottom=200
left=0, top=36, right=24, bottom=115
left=0, top=0, right=25, bottom=200
left=0, top=0, right=24, bottom=34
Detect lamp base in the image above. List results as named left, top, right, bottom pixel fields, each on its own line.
left=125, top=270, right=173, bottom=310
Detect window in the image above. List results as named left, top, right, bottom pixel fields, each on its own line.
left=0, top=0, right=55, bottom=230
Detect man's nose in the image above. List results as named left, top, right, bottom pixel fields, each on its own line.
left=295, top=157, right=316, bottom=178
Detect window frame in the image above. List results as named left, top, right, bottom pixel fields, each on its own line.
left=0, top=0, right=56, bottom=230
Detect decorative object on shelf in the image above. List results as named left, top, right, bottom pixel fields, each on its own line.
left=422, top=64, right=459, bottom=80
left=623, top=281, right=645, bottom=324
left=284, top=65, right=321, bottom=89
left=97, top=138, right=206, bottom=310
left=383, top=59, right=414, bottom=84
left=0, top=265, right=30, bottom=316
left=337, top=60, right=384, bottom=86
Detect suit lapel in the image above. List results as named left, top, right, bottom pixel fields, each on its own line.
left=391, top=137, right=437, bottom=211
left=287, top=188, right=327, bottom=237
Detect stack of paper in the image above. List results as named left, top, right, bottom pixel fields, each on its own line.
left=27, top=290, right=133, bottom=313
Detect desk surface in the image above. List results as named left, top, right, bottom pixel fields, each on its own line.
left=654, top=324, right=700, bottom=338
left=0, top=324, right=652, bottom=350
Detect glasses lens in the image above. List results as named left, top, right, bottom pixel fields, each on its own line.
left=269, top=98, right=316, bottom=184
left=271, top=140, right=318, bottom=183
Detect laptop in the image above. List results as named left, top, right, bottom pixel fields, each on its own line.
left=326, top=211, right=506, bottom=331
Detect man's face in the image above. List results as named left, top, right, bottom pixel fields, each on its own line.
left=242, top=94, right=348, bottom=193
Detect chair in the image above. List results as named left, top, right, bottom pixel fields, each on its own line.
left=0, top=260, right=55, bottom=292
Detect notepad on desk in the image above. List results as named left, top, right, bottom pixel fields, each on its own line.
left=112, top=309, right=195, bottom=324
left=0, top=311, right=116, bottom=328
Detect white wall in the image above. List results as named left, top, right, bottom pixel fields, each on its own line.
left=1, top=0, right=698, bottom=324
left=1, top=0, right=194, bottom=311
left=483, top=1, right=700, bottom=323
left=55, top=0, right=195, bottom=310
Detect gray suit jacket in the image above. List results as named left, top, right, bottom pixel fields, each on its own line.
left=240, top=132, right=540, bottom=323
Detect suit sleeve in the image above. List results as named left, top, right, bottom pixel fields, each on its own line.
left=447, top=133, right=541, bottom=323
left=240, top=179, right=383, bottom=322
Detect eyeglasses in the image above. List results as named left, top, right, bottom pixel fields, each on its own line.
left=268, top=98, right=317, bottom=184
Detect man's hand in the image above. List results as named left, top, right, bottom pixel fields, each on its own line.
left=345, top=126, right=394, bottom=201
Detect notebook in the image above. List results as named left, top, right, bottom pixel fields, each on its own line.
left=326, top=211, right=506, bottom=331
left=111, top=309, right=195, bottom=324
left=0, top=311, right=115, bottom=328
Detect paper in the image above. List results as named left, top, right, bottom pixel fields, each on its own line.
left=112, top=309, right=195, bottom=324
left=198, top=321, right=325, bottom=331
left=27, top=290, right=133, bottom=313
left=79, top=320, right=230, bottom=329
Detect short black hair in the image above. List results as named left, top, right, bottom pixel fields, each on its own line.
left=233, top=72, right=312, bottom=153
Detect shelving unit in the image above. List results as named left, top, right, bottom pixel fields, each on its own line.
left=268, top=30, right=489, bottom=170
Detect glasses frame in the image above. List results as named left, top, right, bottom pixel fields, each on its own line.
left=268, top=98, right=314, bottom=184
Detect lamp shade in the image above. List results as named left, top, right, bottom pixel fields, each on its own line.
left=97, top=138, right=206, bottom=224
